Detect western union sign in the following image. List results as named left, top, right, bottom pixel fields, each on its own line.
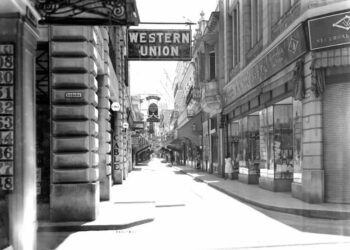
left=128, top=29, right=191, bottom=61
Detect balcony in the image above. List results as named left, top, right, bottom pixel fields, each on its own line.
left=201, top=80, right=222, bottom=115
left=185, top=86, right=201, bottom=105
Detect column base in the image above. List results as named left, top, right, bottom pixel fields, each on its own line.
left=259, top=177, right=292, bottom=192
left=100, top=175, right=112, bottom=201
left=50, top=183, right=99, bottom=221
left=113, top=169, right=123, bottom=184
left=291, top=182, right=303, bottom=200
left=301, top=169, right=324, bottom=203
left=238, top=173, right=259, bottom=184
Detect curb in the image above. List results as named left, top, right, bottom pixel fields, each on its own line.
left=178, top=169, right=350, bottom=220
left=38, top=218, right=154, bottom=232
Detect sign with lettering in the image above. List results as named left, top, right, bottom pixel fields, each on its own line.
left=0, top=44, right=15, bottom=191
left=128, top=29, right=191, bottom=61
left=308, top=11, right=350, bottom=50
left=224, top=25, right=307, bottom=105
left=112, top=135, right=120, bottom=170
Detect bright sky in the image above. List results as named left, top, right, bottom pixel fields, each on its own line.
left=129, top=0, right=218, bottom=108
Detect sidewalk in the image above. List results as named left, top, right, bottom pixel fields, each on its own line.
left=38, top=184, right=156, bottom=232
left=173, top=165, right=350, bottom=220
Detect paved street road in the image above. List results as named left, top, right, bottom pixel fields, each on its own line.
left=38, top=158, right=350, bottom=250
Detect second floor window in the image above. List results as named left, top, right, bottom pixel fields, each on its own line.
left=272, top=0, right=295, bottom=25
left=233, top=4, right=240, bottom=66
left=209, top=51, right=215, bottom=80
left=250, top=0, right=262, bottom=48
left=199, top=53, right=205, bottom=82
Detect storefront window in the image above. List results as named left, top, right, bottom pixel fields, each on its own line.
left=238, top=117, right=247, bottom=170
left=259, top=107, right=273, bottom=177
left=259, top=98, right=295, bottom=180
left=247, top=115, right=260, bottom=174
left=237, top=115, right=260, bottom=174
left=273, top=104, right=293, bottom=179
left=293, top=100, right=302, bottom=183
left=230, top=121, right=240, bottom=170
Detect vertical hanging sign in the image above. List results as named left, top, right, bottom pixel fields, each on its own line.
left=0, top=44, right=15, bottom=191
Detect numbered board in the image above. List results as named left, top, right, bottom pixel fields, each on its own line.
left=0, top=44, right=15, bottom=191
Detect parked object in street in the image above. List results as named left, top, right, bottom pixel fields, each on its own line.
left=224, top=154, right=234, bottom=179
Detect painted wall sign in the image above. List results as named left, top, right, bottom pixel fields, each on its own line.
left=224, top=25, right=307, bottom=105
left=35, top=0, right=139, bottom=26
left=0, top=44, right=15, bottom=191
left=308, top=10, right=350, bottom=50
left=128, top=29, right=191, bottom=61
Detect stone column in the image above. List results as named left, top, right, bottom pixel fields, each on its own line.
left=97, top=74, right=112, bottom=200
left=218, top=113, right=225, bottom=177
left=300, top=53, right=324, bottom=203
left=96, top=27, right=112, bottom=201
left=50, top=26, right=99, bottom=221
left=0, top=12, right=39, bottom=250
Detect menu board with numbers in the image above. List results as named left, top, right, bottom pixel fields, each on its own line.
left=0, top=44, right=15, bottom=191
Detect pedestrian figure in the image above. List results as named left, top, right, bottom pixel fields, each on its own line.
left=170, top=151, right=174, bottom=166
left=224, top=154, right=234, bottom=179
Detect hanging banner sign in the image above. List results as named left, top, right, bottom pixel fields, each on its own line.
left=128, top=29, right=191, bottom=61
left=0, top=44, right=15, bottom=191
left=308, top=10, right=350, bottom=50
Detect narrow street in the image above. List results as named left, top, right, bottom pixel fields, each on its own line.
left=37, top=158, right=350, bottom=250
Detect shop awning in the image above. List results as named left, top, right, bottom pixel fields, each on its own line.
left=135, top=145, right=151, bottom=155
left=167, top=142, right=183, bottom=152
left=175, top=112, right=203, bottom=146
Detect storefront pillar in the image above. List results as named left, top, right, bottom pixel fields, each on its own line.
left=0, top=12, right=39, bottom=250
left=50, top=26, right=100, bottom=221
left=112, top=110, right=123, bottom=184
left=97, top=74, right=112, bottom=200
left=296, top=53, right=324, bottom=203
left=218, top=113, right=225, bottom=177
left=96, top=27, right=112, bottom=200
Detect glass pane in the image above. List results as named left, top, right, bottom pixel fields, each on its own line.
left=268, top=106, right=274, bottom=173
left=241, top=117, right=248, bottom=162
left=293, top=100, right=302, bottom=183
left=247, top=115, right=260, bottom=174
left=230, top=121, right=240, bottom=170
left=273, top=104, right=293, bottom=179
left=259, top=109, right=269, bottom=174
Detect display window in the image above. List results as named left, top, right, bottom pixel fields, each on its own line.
left=259, top=108, right=271, bottom=177
left=237, top=113, right=260, bottom=175
left=273, top=104, right=293, bottom=179
left=292, top=100, right=302, bottom=183
left=259, top=97, right=295, bottom=180
left=229, top=121, right=240, bottom=171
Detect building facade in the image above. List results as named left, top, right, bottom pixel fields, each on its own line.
left=221, top=0, right=350, bottom=203
left=170, top=0, right=350, bottom=206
